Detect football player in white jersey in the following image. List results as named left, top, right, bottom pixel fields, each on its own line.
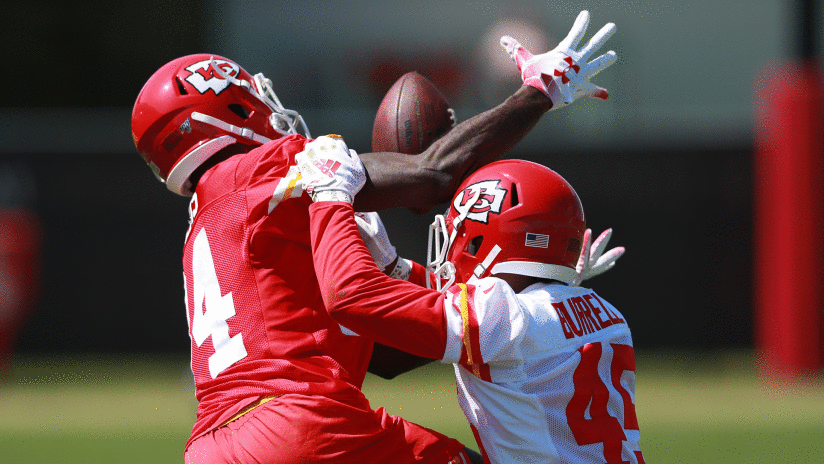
left=301, top=150, right=643, bottom=463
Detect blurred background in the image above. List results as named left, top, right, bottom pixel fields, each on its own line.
left=1, top=0, right=823, bottom=462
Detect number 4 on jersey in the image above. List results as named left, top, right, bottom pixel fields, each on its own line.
left=188, top=228, right=248, bottom=378
left=566, top=342, right=645, bottom=464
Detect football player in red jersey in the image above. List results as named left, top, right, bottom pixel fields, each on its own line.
left=130, top=10, right=617, bottom=464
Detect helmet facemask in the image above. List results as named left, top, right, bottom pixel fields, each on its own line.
left=252, top=73, right=310, bottom=138
left=206, top=58, right=311, bottom=139
left=426, top=213, right=455, bottom=292
left=426, top=189, right=480, bottom=292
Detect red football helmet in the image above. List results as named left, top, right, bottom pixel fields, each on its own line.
left=131, top=54, right=310, bottom=196
left=427, top=159, right=586, bottom=291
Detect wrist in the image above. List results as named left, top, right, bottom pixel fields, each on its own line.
left=512, top=85, right=554, bottom=112
left=387, top=258, right=412, bottom=281
left=312, top=190, right=354, bottom=204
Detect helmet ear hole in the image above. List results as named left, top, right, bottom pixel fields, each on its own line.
left=511, top=182, right=519, bottom=207
left=467, top=236, right=484, bottom=256
left=175, top=76, right=189, bottom=95
left=228, top=104, right=250, bottom=119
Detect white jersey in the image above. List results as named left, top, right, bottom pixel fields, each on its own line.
left=441, top=279, right=644, bottom=464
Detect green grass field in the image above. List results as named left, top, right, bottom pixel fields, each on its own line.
left=1, top=350, right=822, bottom=463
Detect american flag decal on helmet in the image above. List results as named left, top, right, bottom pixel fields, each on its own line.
left=525, top=233, right=549, bottom=248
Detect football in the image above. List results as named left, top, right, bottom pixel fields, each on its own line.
left=372, top=72, right=455, bottom=154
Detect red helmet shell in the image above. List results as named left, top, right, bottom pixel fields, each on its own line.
left=445, top=159, right=586, bottom=284
left=131, top=54, right=283, bottom=195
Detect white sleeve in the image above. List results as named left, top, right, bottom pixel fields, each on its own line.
left=440, top=278, right=528, bottom=367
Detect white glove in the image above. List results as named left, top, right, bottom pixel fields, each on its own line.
left=354, top=212, right=398, bottom=271
left=500, top=10, right=617, bottom=110
left=571, top=228, right=625, bottom=287
left=295, top=135, right=366, bottom=203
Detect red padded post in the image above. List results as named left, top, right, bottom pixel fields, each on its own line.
left=754, top=60, right=824, bottom=379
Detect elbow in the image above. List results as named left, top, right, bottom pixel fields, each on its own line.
left=325, top=300, right=346, bottom=320
left=321, top=283, right=351, bottom=320
left=413, top=150, right=459, bottom=205
left=416, top=140, right=479, bottom=202
left=325, top=302, right=361, bottom=336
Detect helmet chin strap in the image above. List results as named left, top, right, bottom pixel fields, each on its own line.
left=426, top=189, right=481, bottom=292
left=191, top=112, right=273, bottom=145
left=473, top=245, right=502, bottom=279
left=464, top=244, right=501, bottom=286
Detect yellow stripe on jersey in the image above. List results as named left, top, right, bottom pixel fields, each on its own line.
left=282, top=172, right=302, bottom=203
left=220, top=396, right=278, bottom=428
left=268, top=166, right=304, bottom=213
left=458, top=283, right=483, bottom=378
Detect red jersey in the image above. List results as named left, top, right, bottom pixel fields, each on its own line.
left=181, top=134, right=374, bottom=447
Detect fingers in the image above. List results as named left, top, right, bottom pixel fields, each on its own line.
left=558, top=10, right=590, bottom=51
left=500, top=35, right=519, bottom=54
left=504, top=11, right=617, bottom=108
left=584, top=50, right=617, bottom=79
left=576, top=228, right=593, bottom=273
left=598, top=247, right=625, bottom=266
left=590, top=247, right=625, bottom=276
left=590, top=228, right=613, bottom=260
left=584, top=246, right=625, bottom=279
left=578, top=22, right=616, bottom=61
left=500, top=35, right=534, bottom=69
left=575, top=82, right=609, bottom=100
left=589, top=86, right=609, bottom=100
left=354, top=212, right=377, bottom=233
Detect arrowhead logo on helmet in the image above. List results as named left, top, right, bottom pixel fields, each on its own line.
left=453, top=180, right=507, bottom=224
left=184, top=59, right=241, bottom=95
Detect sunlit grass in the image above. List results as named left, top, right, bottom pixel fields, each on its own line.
left=1, top=350, right=822, bottom=463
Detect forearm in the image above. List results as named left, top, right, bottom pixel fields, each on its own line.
left=309, top=202, right=448, bottom=359
left=366, top=256, right=435, bottom=379
left=367, top=259, right=439, bottom=379
left=421, top=85, right=552, bottom=194
left=354, top=86, right=551, bottom=212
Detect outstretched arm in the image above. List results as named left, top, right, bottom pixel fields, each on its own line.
left=355, top=10, right=617, bottom=212
left=355, top=86, right=551, bottom=212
